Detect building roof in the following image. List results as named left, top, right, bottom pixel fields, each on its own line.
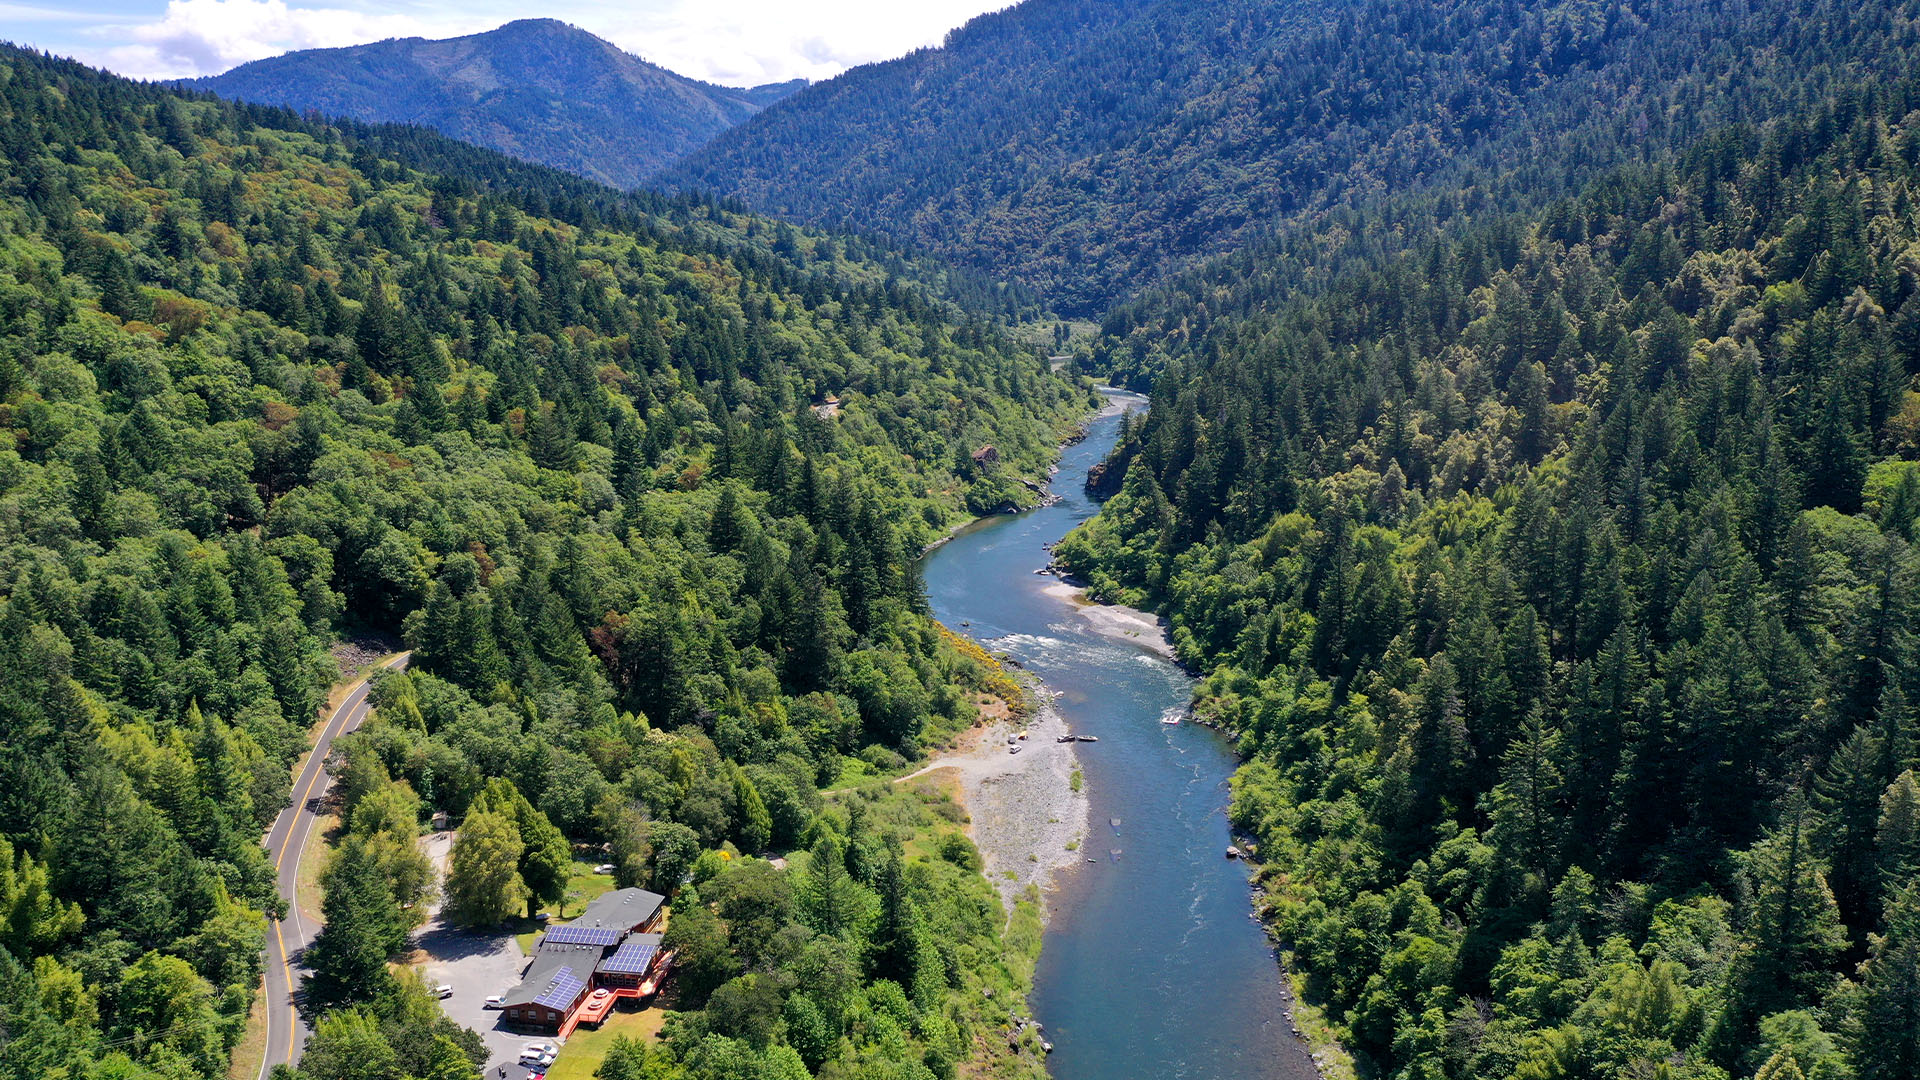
left=571, top=887, right=664, bottom=932
left=502, top=889, right=666, bottom=1012
left=532, top=966, right=587, bottom=1011
left=597, top=933, right=663, bottom=976
left=502, top=956, right=589, bottom=1011
left=541, top=924, right=621, bottom=947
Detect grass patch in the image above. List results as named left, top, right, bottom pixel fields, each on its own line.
left=1281, top=952, right=1359, bottom=1080
left=546, top=1006, right=669, bottom=1080
left=1069, top=767, right=1082, bottom=793
left=514, top=860, right=621, bottom=953
left=294, top=813, right=341, bottom=922
left=225, top=980, right=269, bottom=1080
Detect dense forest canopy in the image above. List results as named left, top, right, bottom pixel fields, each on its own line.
left=0, top=44, right=1088, bottom=1080
left=671, top=0, right=1920, bottom=316
left=1060, top=70, right=1920, bottom=1080
left=10, top=0, right=1920, bottom=1075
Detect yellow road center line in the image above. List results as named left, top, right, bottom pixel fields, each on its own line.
left=275, top=917, right=296, bottom=1064
left=266, top=657, right=401, bottom=1070
left=271, top=676, right=364, bottom=1063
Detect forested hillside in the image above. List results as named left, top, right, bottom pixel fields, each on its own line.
left=192, top=19, right=803, bottom=190
left=0, top=45, right=1088, bottom=1080
left=1059, top=75, right=1920, bottom=1080
left=671, top=0, right=1920, bottom=315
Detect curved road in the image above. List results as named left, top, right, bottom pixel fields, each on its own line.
left=259, top=652, right=411, bottom=1078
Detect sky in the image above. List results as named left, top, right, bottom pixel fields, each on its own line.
left=0, top=0, right=1012, bottom=86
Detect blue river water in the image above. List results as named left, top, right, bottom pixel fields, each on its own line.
left=920, top=392, right=1319, bottom=1080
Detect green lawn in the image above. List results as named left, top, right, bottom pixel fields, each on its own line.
left=514, top=860, right=619, bottom=954
left=546, top=1006, right=667, bottom=1080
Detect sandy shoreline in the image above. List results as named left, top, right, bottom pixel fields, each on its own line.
left=901, top=691, right=1088, bottom=910
left=900, top=582, right=1181, bottom=915
left=1095, top=386, right=1149, bottom=417
left=1039, top=581, right=1178, bottom=660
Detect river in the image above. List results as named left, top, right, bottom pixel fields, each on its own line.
left=920, top=391, right=1319, bottom=1080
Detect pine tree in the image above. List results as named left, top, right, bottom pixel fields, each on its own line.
left=870, top=846, right=922, bottom=989
left=0, top=839, right=83, bottom=958
left=1488, top=712, right=1568, bottom=888
left=304, top=840, right=403, bottom=1009
left=529, top=401, right=579, bottom=471
left=731, top=767, right=771, bottom=854
left=1878, top=771, right=1920, bottom=902
left=1815, top=727, right=1891, bottom=933
left=798, top=834, right=871, bottom=941
left=471, top=779, right=569, bottom=918
left=1720, top=800, right=1848, bottom=1052
left=1849, top=883, right=1920, bottom=1080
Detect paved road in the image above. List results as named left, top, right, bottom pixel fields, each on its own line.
left=258, top=652, right=411, bottom=1078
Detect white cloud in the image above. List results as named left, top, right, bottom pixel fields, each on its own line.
left=593, top=0, right=1013, bottom=86
left=83, top=0, right=490, bottom=81
left=59, top=0, right=1012, bottom=85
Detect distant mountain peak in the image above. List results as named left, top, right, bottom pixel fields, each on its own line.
left=190, top=20, right=803, bottom=188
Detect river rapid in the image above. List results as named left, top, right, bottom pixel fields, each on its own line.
left=920, top=391, right=1319, bottom=1080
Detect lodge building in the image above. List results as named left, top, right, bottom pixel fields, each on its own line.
left=499, top=887, right=668, bottom=1034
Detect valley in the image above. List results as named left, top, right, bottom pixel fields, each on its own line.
left=1, top=3, right=1918, bottom=1080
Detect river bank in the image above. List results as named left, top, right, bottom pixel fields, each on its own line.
left=900, top=690, right=1088, bottom=909
left=920, top=387, right=1323, bottom=1080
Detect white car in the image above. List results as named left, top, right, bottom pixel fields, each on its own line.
left=518, top=1050, right=556, bottom=1067
left=593, top=863, right=616, bottom=875
left=522, top=1042, right=559, bottom=1058
left=433, top=984, right=453, bottom=999
left=483, top=995, right=505, bottom=1009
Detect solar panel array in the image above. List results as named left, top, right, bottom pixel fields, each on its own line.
left=542, top=924, right=620, bottom=947
left=599, top=941, right=659, bottom=975
left=532, top=966, right=586, bottom=1011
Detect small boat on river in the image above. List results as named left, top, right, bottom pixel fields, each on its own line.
left=1076, top=735, right=1099, bottom=742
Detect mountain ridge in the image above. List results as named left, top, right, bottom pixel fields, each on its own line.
left=667, top=0, right=1920, bottom=315
left=189, top=18, right=804, bottom=189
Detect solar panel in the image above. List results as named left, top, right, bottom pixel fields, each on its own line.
left=532, top=966, right=586, bottom=1011
left=542, top=925, right=620, bottom=947
left=599, top=941, right=659, bottom=975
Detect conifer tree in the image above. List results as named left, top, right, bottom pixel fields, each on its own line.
left=304, top=840, right=404, bottom=1009
left=1850, top=884, right=1920, bottom=1080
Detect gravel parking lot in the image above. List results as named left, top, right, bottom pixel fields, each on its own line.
left=415, top=833, right=551, bottom=1080
left=418, top=918, right=540, bottom=1078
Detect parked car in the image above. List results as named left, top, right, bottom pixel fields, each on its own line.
left=522, top=1042, right=558, bottom=1057
left=517, top=1050, right=555, bottom=1068
left=593, top=863, right=616, bottom=875
left=483, top=994, right=504, bottom=1009
left=433, top=984, right=453, bottom=999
